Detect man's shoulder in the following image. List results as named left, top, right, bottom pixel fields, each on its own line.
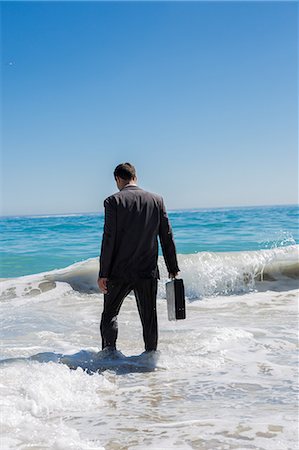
left=139, top=188, right=163, bottom=200
left=136, top=189, right=165, bottom=208
left=103, top=192, right=119, bottom=206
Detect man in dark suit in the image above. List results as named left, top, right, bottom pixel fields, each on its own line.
left=98, top=162, right=179, bottom=352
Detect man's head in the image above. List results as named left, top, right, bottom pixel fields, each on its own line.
left=114, top=162, right=137, bottom=190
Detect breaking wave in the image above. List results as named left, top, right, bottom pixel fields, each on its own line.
left=1, top=245, right=298, bottom=302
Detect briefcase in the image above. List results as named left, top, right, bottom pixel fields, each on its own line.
left=166, top=278, right=186, bottom=321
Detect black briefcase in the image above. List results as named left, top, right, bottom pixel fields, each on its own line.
left=166, top=278, right=186, bottom=321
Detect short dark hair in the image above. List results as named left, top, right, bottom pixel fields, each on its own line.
left=114, top=162, right=136, bottom=180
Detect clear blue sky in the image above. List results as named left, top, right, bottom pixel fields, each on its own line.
left=1, top=1, right=298, bottom=216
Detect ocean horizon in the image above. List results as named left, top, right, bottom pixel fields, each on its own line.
left=1, top=201, right=297, bottom=218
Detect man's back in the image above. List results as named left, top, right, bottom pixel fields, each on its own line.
left=98, top=162, right=179, bottom=352
left=99, top=185, right=179, bottom=281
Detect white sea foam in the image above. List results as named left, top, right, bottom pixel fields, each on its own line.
left=1, top=245, right=297, bottom=302
left=1, top=286, right=297, bottom=449
left=0, top=247, right=298, bottom=449
left=1, top=362, right=108, bottom=449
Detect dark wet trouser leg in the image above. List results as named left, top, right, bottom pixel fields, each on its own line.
left=100, top=281, right=132, bottom=350
left=134, top=278, right=158, bottom=352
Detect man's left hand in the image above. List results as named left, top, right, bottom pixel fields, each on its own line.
left=98, top=277, right=108, bottom=294
left=169, top=272, right=179, bottom=279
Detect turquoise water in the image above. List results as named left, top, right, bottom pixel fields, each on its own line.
left=1, top=204, right=298, bottom=278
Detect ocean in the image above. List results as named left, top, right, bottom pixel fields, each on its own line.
left=0, top=204, right=298, bottom=450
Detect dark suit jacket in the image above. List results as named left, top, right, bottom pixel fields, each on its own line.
left=99, top=185, right=179, bottom=281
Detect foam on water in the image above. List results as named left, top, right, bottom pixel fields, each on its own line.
left=1, top=362, right=108, bottom=449
left=0, top=268, right=298, bottom=449
left=1, top=242, right=298, bottom=449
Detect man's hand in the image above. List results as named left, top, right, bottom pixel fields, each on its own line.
left=169, top=272, right=179, bottom=279
left=98, top=277, right=108, bottom=294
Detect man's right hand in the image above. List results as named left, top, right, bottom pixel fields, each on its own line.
left=98, top=277, right=108, bottom=294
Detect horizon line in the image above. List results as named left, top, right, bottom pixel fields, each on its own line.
left=1, top=202, right=298, bottom=219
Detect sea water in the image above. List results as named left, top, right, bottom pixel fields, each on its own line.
left=0, top=204, right=298, bottom=449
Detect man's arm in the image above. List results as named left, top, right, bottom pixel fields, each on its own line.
left=98, top=197, right=117, bottom=288
left=158, top=198, right=180, bottom=277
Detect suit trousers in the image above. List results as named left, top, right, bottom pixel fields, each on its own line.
left=100, top=278, right=158, bottom=352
